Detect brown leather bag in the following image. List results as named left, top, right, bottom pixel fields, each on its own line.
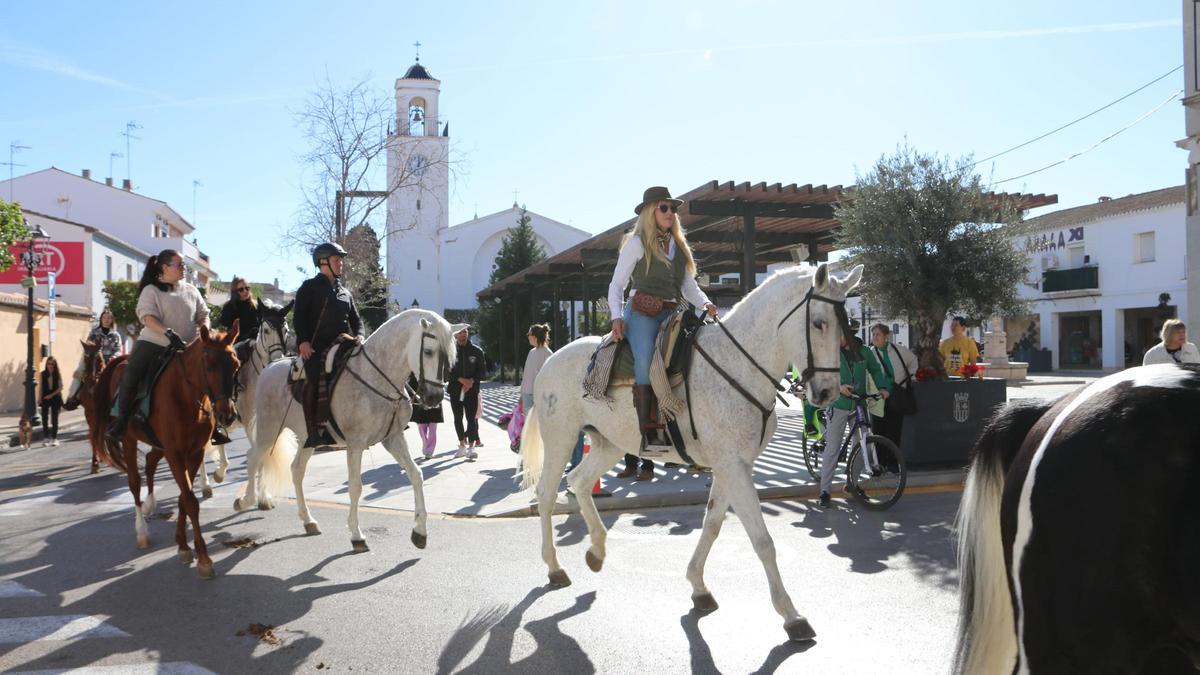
left=630, top=291, right=664, bottom=317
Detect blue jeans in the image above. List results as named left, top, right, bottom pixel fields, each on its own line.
left=623, top=303, right=673, bottom=385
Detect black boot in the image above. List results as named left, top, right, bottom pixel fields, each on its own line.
left=105, top=410, right=130, bottom=444
left=301, top=380, right=333, bottom=449
left=210, top=425, right=232, bottom=445
left=633, top=384, right=672, bottom=457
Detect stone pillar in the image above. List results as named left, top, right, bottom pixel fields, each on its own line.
left=981, top=315, right=1027, bottom=380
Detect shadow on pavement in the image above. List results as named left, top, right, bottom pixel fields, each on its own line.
left=778, top=492, right=958, bottom=585
left=0, top=507, right=417, bottom=673
left=437, top=586, right=596, bottom=674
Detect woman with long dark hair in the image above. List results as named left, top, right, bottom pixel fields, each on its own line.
left=40, top=356, right=64, bottom=446
left=105, top=249, right=222, bottom=443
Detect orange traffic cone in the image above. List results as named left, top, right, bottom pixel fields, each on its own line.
left=583, top=437, right=611, bottom=497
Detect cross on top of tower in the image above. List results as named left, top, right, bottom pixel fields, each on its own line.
left=512, top=188, right=519, bottom=208
left=413, top=41, right=422, bottom=61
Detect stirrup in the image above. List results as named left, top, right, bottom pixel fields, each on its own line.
left=641, top=433, right=673, bottom=457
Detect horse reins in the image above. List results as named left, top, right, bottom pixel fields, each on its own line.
left=686, top=285, right=849, bottom=444
left=339, top=330, right=450, bottom=440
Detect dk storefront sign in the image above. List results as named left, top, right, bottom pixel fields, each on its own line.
left=0, top=242, right=84, bottom=285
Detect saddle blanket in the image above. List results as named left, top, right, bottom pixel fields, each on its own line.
left=582, top=313, right=686, bottom=418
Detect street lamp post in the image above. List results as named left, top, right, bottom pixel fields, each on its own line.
left=21, top=221, right=50, bottom=427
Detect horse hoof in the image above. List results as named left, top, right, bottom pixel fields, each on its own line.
left=692, top=592, right=719, bottom=613
left=213, top=468, right=226, bottom=483
left=304, top=522, right=322, bottom=536
left=197, top=562, right=216, bottom=579
left=257, top=500, right=274, bottom=511
left=784, top=618, right=816, bottom=642
left=411, top=530, right=427, bottom=549
left=585, top=549, right=604, bottom=572
left=548, top=569, right=572, bottom=588
left=201, top=488, right=213, bottom=499
left=90, top=464, right=100, bottom=474
left=178, top=549, right=194, bottom=565
left=232, top=497, right=245, bottom=512
left=351, top=539, right=369, bottom=553
left=136, top=536, right=151, bottom=550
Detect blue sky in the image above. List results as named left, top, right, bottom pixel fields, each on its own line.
left=0, top=1, right=1185, bottom=290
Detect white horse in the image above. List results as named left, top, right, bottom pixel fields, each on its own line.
left=194, top=299, right=293, bottom=499
left=235, top=309, right=455, bottom=552
left=519, top=263, right=860, bottom=642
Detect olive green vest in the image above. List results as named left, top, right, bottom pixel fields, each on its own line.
left=630, top=236, right=688, bottom=301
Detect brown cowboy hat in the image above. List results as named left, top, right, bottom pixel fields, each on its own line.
left=634, top=186, right=684, bottom=215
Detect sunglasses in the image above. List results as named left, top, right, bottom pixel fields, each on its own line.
left=165, top=261, right=187, bottom=269
left=236, top=287, right=250, bottom=293
left=657, top=203, right=679, bottom=214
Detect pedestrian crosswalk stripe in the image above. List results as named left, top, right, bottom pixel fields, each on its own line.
left=9, top=663, right=217, bottom=675
left=0, top=580, right=44, bottom=598
left=0, top=615, right=129, bottom=644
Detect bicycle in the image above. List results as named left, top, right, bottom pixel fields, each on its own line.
left=796, top=388, right=907, bottom=510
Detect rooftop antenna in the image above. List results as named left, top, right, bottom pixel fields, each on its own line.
left=4, top=141, right=31, bottom=201
left=121, top=121, right=142, bottom=183
left=192, top=179, right=203, bottom=226
left=413, top=40, right=422, bottom=61
left=512, top=188, right=519, bottom=208
left=109, top=152, right=123, bottom=182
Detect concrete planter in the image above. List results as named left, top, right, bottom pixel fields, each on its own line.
left=899, top=377, right=1007, bottom=467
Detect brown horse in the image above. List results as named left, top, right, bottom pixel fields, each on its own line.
left=64, top=340, right=106, bottom=474
left=92, top=323, right=240, bottom=579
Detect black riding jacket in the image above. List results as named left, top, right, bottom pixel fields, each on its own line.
left=218, top=297, right=260, bottom=342
left=293, top=273, right=363, bottom=353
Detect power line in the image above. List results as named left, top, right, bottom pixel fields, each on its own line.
left=971, top=65, right=1182, bottom=169
left=994, top=88, right=1181, bottom=185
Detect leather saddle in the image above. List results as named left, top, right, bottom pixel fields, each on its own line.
left=110, top=344, right=180, bottom=425
left=606, top=309, right=704, bottom=389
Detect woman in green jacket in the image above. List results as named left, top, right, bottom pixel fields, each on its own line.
left=818, top=329, right=888, bottom=508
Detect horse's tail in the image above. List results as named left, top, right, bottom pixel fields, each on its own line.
left=518, top=405, right=544, bottom=491
left=90, top=356, right=127, bottom=471
left=953, top=396, right=1058, bottom=674
left=259, top=426, right=297, bottom=498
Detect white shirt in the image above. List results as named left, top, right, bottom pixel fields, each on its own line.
left=607, top=235, right=711, bottom=318
left=1142, top=341, right=1200, bottom=365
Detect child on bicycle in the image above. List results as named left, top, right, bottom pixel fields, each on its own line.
left=818, top=326, right=888, bottom=508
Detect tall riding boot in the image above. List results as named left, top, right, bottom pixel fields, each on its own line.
left=301, top=380, right=330, bottom=448
left=633, top=384, right=672, bottom=457
left=105, top=378, right=138, bottom=444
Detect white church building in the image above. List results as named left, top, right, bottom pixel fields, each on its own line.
left=385, top=60, right=588, bottom=314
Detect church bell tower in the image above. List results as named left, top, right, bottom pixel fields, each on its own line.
left=386, top=49, right=449, bottom=314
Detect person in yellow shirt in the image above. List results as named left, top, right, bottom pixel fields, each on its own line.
left=939, top=316, right=980, bottom=375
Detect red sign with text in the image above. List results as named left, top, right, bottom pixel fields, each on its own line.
left=0, top=242, right=85, bottom=284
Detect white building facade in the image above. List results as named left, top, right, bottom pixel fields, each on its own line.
left=1012, top=186, right=1185, bottom=370
left=0, top=168, right=217, bottom=291
left=385, top=61, right=589, bottom=314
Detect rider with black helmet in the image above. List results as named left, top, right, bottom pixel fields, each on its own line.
left=294, top=241, right=364, bottom=448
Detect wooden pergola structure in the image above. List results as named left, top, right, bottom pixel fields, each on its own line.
left=477, top=179, right=1056, bottom=380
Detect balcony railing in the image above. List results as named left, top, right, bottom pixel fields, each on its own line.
left=1042, top=265, right=1098, bottom=293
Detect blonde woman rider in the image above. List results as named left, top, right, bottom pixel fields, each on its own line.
left=608, top=186, right=717, bottom=458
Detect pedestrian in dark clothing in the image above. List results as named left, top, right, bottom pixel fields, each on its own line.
left=448, top=325, right=485, bottom=456
left=294, top=242, right=364, bottom=448
left=220, top=275, right=260, bottom=362
left=39, top=356, right=64, bottom=446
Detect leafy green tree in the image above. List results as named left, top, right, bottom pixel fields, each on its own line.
left=0, top=199, right=28, bottom=273
left=476, top=208, right=549, bottom=373
left=102, top=280, right=142, bottom=337
left=342, top=223, right=389, bottom=332
left=834, top=145, right=1029, bottom=377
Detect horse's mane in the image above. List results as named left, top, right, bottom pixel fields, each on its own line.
left=720, top=265, right=815, bottom=323
left=365, top=309, right=457, bottom=369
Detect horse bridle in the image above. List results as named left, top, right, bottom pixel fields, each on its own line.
left=416, top=331, right=451, bottom=392
left=338, top=330, right=451, bottom=439
left=179, top=341, right=238, bottom=409
left=687, top=283, right=850, bottom=445
left=776, top=285, right=852, bottom=383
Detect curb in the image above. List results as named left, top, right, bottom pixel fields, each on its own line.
left=479, top=468, right=966, bottom=518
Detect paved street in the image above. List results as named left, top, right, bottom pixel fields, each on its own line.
left=0, top=430, right=961, bottom=674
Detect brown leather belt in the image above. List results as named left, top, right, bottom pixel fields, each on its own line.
left=661, top=301, right=678, bottom=310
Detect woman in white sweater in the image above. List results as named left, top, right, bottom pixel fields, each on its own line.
left=521, top=323, right=553, bottom=412
left=1143, top=319, right=1200, bottom=365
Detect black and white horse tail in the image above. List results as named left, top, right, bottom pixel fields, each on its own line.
left=953, top=397, right=1059, bottom=675
left=518, top=406, right=544, bottom=491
